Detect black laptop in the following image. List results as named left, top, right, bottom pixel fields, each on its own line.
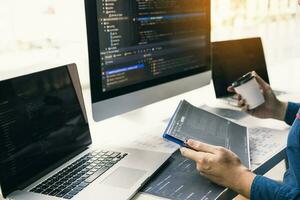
left=212, top=37, right=271, bottom=99
left=0, top=64, right=169, bottom=200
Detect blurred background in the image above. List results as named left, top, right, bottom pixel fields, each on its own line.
left=0, top=0, right=299, bottom=91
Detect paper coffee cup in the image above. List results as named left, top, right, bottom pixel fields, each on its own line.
left=232, top=72, right=265, bottom=109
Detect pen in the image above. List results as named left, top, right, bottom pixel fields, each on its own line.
left=163, top=134, right=198, bottom=151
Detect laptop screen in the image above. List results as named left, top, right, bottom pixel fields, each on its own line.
left=0, top=65, right=92, bottom=197
left=212, top=38, right=270, bottom=98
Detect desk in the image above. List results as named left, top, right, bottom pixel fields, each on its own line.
left=82, top=82, right=295, bottom=200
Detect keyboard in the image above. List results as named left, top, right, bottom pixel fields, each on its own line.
left=30, top=150, right=127, bottom=199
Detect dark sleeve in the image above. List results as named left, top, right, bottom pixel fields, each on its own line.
left=251, top=175, right=300, bottom=200
left=284, top=102, right=300, bottom=126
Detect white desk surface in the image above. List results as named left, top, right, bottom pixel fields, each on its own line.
left=82, top=82, right=299, bottom=200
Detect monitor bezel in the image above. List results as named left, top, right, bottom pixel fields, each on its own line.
left=85, top=0, right=211, bottom=103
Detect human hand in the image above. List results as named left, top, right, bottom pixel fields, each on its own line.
left=180, top=140, right=255, bottom=198
left=227, top=71, right=287, bottom=120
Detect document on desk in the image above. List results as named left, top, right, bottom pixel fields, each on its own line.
left=249, top=127, right=288, bottom=166
left=140, top=150, right=225, bottom=200
left=164, top=100, right=250, bottom=168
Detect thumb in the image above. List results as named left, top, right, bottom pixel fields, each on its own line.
left=227, top=86, right=235, bottom=93
left=252, top=71, right=271, bottom=92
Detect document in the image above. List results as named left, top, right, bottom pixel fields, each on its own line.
left=140, top=150, right=225, bottom=200
left=165, top=100, right=250, bottom=167
left=141, top=100, right=250, bottom=200
left=249, top=127, right=288, bottom=166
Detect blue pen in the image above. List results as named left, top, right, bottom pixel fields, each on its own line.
left=163, top=133, right=197, bottom=151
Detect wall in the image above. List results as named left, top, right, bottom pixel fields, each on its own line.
left=0, top=0, right=299, bottom=91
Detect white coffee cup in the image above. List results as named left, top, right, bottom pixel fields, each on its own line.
left=232, top=72, right=265, bottom=110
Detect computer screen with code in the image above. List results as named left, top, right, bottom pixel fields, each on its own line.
left=87, top=0, right=211, bottom=101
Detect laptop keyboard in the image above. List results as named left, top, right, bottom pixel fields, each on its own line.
left=30, top=150, right=127, bottom=199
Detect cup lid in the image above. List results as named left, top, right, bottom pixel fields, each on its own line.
left=232, top=72, right=254, bottom=87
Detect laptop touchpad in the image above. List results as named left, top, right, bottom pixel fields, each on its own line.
left=101, top=167, right=147, bottom=189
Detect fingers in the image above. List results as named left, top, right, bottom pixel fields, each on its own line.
left=252, top=71, right=271, bottom=92
left=186, top=140, right=218, bottom=154
left=233, top=94, right=242, bottom=101
left=240, top=100, right=257, bottom=116
left=241, top=104, right=254, bottom=116
left=227, top=86, right=235, bottom=93
left=199, top=170, right=218, bottom=179
left=180, top=148, right=214, bottom=173
left=228, top=86, right=242, bottom=101
left=241, top=104, right=249, bottom=112
left=238, top=99, right=246, bottom=107
left=180, top=147, right=208, bottom=162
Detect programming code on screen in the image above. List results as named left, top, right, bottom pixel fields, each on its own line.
left=96, top=0, right=209, bottom=91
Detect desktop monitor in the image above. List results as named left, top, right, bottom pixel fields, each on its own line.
left=85, top=0, right=211, bottom=121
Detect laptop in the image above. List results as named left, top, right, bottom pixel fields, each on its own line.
left=0, top=64, right=170, bottom=200
left=212, top=37, right=284, bottom=106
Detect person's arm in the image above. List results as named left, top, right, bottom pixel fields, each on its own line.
left=284, top=102, right=300, bottom=125
left=180, top=140, right=255, bottom=198
left=180, top=140, right=300, bottom=200
left=251, top=175, right=300, bottom=200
